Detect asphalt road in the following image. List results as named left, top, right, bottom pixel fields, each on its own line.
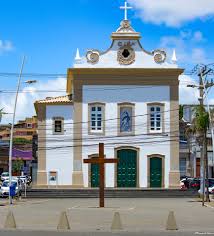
left=1, top=230, right=213, bottom=236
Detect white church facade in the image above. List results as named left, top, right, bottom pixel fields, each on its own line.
left=35, top=2, right=183, bottom=189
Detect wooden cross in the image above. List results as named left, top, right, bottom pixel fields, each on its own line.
left=83, top=143, right=118, bottom=208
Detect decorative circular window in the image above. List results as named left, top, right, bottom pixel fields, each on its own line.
left=117, top=45, right=135, bottom=65
left=153, top=50, right=166, bottom=64
left=86, top=50, right=100, bottom=64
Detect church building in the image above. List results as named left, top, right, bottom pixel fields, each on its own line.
left=35, top=2, right=183, bottom=189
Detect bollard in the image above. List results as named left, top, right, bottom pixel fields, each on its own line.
left=4, top=211, right=16, bottom=229
left=111, top=212, right=123, bottom=231
left=166, top=211, right=178, bottom=230
left=57, top=211, right=70, bottom=230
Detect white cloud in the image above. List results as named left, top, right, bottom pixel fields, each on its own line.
left=160, top=34, right=187, bottom=62
left=0, top=40, right=13, bottom=54
left=179, top=75, right=214, bottom=105
left=159, top=31, right=208, bottom=65
left=191, top=48, right=207, bottom=63
left=0, top=77, right=66, bottom=124
left=179, top=75, right=199, bottom=104
left=128, top=0, right=214, bottom=26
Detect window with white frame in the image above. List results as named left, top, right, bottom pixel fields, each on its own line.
left=150, top=106, right=162, bottom=132
left=89, top=105, right=104, bottom=133
left=53, top=117, right=64, bottom=134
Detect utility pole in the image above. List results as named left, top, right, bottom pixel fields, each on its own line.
left=202, top=70, right=214, bottom=203
left=199, top=66, right=214, bottom=206
left=198, top=69, right=206, bottom=206
left=188, top=65, right=214, bottom=206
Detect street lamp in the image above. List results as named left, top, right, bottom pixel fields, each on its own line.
left=8, top=56, right=37, bottom=205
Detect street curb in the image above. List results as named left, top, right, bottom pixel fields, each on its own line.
left=205, top=203, right=214, bottom=209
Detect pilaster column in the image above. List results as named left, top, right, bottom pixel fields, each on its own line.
left=72, top=81, right=84, bottom=187
left=169, top=85, right=180, bottom=188
left=37, top=104, right=47, bottom=186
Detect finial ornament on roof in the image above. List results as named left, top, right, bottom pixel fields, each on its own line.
left=171, top=49, right=177, bottom=64
left=120, top=1, right=132, bottom=21
left=75, top=48, right=81, bottom=61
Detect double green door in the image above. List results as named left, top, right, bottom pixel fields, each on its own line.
left=90, top=149, right=137, bottom=188
left=150, top=157, right=162, bottom=188
left=117, top=149, right=137, bottom=187
left=91, top=163, right=100, bottom=187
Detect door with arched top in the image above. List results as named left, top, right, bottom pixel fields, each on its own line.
left=117, top=149, right=137, bottom=187
left=150, top=157, right=162, bottom=188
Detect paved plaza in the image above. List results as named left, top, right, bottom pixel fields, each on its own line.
left=0, top=198, right=214, bottom=235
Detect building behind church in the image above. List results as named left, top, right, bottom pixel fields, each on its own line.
left=34, top=3, right=183, bottom=189
left=179, top=105, right=214, bottom=178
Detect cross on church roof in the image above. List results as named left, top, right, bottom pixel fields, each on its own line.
left=120, top=1, right=132, bottom=21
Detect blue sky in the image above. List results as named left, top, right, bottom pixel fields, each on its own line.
left=0, top=0, right=214, bottom=122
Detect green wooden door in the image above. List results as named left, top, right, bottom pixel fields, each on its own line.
left=117, top=149, right=137, bottom=187
left=91, top=163, right=99, bottom=188
left=150, top=157, right=162, bottom=188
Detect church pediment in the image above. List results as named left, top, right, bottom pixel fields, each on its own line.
left=74, top=37, right=177, bottom=69
left=73, top=4, right=178, bottom=69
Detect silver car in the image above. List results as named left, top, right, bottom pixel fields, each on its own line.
left=0, top=180, right=22, bottom=197
left=0, top=172, right=9, bottom=182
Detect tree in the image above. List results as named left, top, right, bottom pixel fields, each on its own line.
left=12, top=158, right=24, bottom=176
left=189, top=106, right=210, bottom=204
left=13, top=138, right=32, bottom=145
left=0, top=108, right=4, bottom=123
left=179, top=105, right=184, bottom=121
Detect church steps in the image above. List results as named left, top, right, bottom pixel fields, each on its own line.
left=25, top=189, right=199, bottom=198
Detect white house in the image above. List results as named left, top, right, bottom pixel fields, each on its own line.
left=35, top=2, right=183, bottom=189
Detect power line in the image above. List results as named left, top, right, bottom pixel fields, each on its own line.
left=37, top=112, right=177, bottom=130
left=0, top=71, right=196, bottom=78
left=35, top=116, right=178, bottom=138
left=0, top=81, right=194, bottom=94
left=0, top=137, right=182, bottom=158
left=36, top=108, right=179, bottom=128
left=0, top=117, right=180, bottom=143
left=36, top=129, right=179, bottom=144
left=38, top=137, right=180, bottom=151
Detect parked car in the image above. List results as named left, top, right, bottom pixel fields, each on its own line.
left=210, top=186, right=214, bottom=194
left=0, top=180, right=22, bottom=197
left=180, top=179, right=188, bottom=190
left=0, top=172, right=9, bottom=182
left=189, top=178, right=200, bottom=190
left=198, top=185, right=214, bottom=194
left=207, top=178, right=214, bottom=187
left=180, top=177, right=193, bottom=190
left=180, top=175, right=191, bottom=181
left=196, top=178, right=214, bottom=194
